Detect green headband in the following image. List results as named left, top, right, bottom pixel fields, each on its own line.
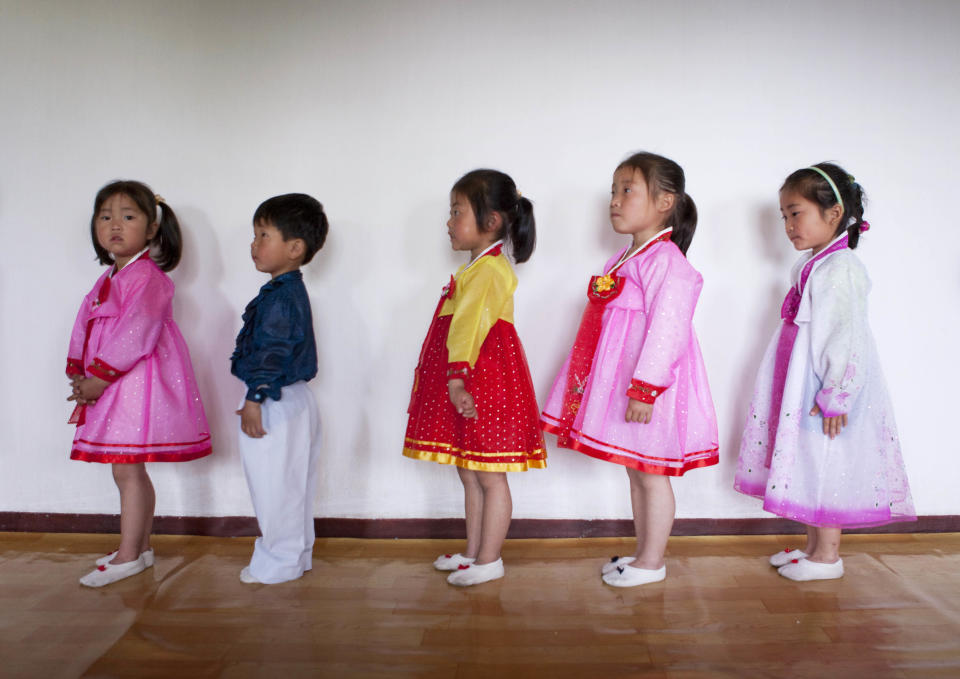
left=806, top=166, right=843, bottom=207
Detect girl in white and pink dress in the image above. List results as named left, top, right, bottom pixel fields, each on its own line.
left=541, top=152, right=719, bottom=587
left=734, top=163, right=914, bottom=581
left=66, top=180, right=211, bottom=587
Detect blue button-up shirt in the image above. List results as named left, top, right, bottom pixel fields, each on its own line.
left=231, top=270, right=317, bottom=403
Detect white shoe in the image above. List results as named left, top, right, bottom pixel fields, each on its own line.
left=769, top=548, right=807, bottom=567
left=600, top=555, right=636, bottom=575
left=602, top=563, right=666, bottom=588
left=79, top=555, right=146, bottom=587
left=97, top=548, right=155, bottom=568
left=778, top=557, right=843, bottom=581
left=433, top=553, right=475, bottom=571
left=446, top=558, right=504, bottom=586
left=239, top=567, right=261, bottom=584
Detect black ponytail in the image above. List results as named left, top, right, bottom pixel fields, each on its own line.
left=781, top=162, right=867, bottom=250
left=616, top=152, right=697, bottom=256
left=90, top=180, right=183, bottom=271
left=451, top=169, right=537, bottom=264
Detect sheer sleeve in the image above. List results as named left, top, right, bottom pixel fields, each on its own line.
left=808, top=255, right=870, bottom=417
left=445, top=260, right=513, bottom=381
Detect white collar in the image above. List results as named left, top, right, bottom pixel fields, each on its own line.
left=607, top=227, right=673, bottom=274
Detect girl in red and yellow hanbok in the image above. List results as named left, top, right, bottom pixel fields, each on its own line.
left=403, top=169, right=544, bottom=586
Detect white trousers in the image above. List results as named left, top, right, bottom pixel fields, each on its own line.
left=238, top=382, right=321, bottom=584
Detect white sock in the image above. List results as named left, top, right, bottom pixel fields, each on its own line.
left=601, top=563, right=666, bottom=588
left=433, top=553, right=476, bottom=571
left=79, top=555, right=146, bottom=588
left=601, top=555, right=635, bottom=575
left=96, top=548, right=155, bottom=568
left=239, top=566, right=261, bottom=584
left=769, top=548, right=807, bottom=567
left=778, top=557, right=843, bottom=581
left=446, top=558, right=504, bottom=587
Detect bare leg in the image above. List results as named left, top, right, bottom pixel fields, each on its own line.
left=110, top=464, right=155, bottom=564
left=626, top=468, right=675, bottom=570
left=457, top=467, right=483, bottom=559
left=808, top=526, right=841, bottom=563
left=803, top=525, right=818, bottom=555
left=474, top=471, right=512, bottom=565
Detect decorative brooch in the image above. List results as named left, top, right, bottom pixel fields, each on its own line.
left=593, top=275, right=616, bottom=294
left=442, top=275, right=456, bottom=299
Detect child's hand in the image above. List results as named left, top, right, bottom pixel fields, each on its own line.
left=236, top=400, right=267, bottom=438
left=810, top=403, right=848, bottom=439
left=68, top=376, right=109, bottom=404
left=625, top=398, right=653, bottom=424
left=447, top=379, right=478, bottom=419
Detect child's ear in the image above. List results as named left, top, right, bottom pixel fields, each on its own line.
left=287, top=238, right=306, bottom=260
left=825, top=204, right=844, bottom=229
left=656, top=192, right=675, bottom=214
left=146, top=222, right=159, bottom=240
left=485, top=211, right=503, bottom=233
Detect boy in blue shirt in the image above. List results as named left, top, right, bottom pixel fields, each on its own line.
left=231, top=193, right=327, bottom=584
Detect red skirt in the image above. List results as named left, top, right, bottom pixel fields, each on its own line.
left=403, top=315, right=546, bottom=472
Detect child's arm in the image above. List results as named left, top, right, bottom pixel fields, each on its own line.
left=808, top=257, right=870, bottom=438
left=86, top=267, right=171, bottom=386
left=236, top=400, right=267, bottom=438
left=445, top=264, right=510, bottom=418
left=626, top=250, right=702, bottom=422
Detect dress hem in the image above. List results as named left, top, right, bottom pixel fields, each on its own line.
left=71, top=446, right=212, bottom=464
left=403, top=445, right=546, bottom=473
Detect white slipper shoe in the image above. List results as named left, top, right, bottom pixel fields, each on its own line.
left=602, top=563, right=666, bottom=588
left=600, top=555, right=636, bottom=575
left=769, top=548, right=807, bottom=567
left=79, top=555, right=146, bottom=588
left=96, top=548, right=155, bottom=568
left=239, top=567, right=261, bottom=584
left=778, top=557, right=843, bottom=581
left=446, top=558, right=504, bottom=586
left=433, top=553, right=475, bottom=571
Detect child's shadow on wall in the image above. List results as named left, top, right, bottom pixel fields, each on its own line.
left=721, top=204, right=791, bottom=471
left=169, top=207, right=236, bottom=513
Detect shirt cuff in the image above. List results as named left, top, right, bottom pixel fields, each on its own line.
left=626, top=378, right=667, bottom=404
left=446, top=362, right=471, bottom=382
left=246, top=383, right=280, bottom=403
left=815, top=388, right=849, bottom=418
left=88, top=357, right=126, bottom=383
left=66, top=358, right=84, bottom=377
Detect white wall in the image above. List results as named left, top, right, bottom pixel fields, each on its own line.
left=1, top=0, right=957, bottom=521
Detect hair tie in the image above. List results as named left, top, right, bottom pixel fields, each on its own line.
left=806, top=166, right=843, bottom=207
left=154, top=194, right=166, bottom=205
left=516, top=190, right=522, bottom=199
left=859, top=219, right=870, bottom=233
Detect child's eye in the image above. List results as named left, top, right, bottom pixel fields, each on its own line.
left=624, top=187, right=631, bottom=193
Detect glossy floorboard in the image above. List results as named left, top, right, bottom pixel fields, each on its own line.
left=1, top=532, right=958, bottom=678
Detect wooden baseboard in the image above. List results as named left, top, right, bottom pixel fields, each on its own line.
left=0, top=512, right=955, bottom=538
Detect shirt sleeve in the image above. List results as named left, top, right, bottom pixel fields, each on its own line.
left=240, top=293, right=306, bottom=402
left=66, top=290, right=94, bottom=377
left=445, top=261, right=511, bottom=380
left=808, top=256, right=870, bottom=417
left=87, top=269, right=171, bottom=383
left=626, top=248, right=702, bottom=403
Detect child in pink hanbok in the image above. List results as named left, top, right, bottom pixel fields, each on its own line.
left=66, top=180, right=211, bottom=587
left=734, top=163, right=914, bottom=581
left=541, top=152, right=718, bottom=587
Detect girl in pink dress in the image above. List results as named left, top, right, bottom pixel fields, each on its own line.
left=541, top=152, right=718, bottom=587
left=734, top=163, right=914, bottom=581
left=66, top=180, right=211, bottom=587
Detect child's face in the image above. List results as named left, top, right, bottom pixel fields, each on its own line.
left=95, top=193, right=158, bottom=269
left=609, top=168, right=671, bottom=240
left=780, top=190, right=843, bottom=254
left=250, top=220, right=303, bottom=278
left=447, top=192, right=494, bottom=256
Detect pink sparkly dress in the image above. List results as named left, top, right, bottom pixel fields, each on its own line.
left=66, top=252, right=211, bottom=463
left=734, top=233, right=914, bottom=527
left=541, top=229, right=719, bottom=475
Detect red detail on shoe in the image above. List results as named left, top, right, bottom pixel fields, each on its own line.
left=458, top=564, right=470, bottom=570
left=444, top=554, right=452, bottom=558
left=785, top=548, right=793, bottom=553
left=97, top=565, right=106, bottom=571
left=791, top=559, right=799, bottom=564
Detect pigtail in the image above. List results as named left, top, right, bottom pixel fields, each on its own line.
left=844, top=178, right=866, bottom=250
left=152, top=199, right=183, bottom=271
left=670, top=192, right=697, bottom=256
left=510, top=196, right=536, bottom=263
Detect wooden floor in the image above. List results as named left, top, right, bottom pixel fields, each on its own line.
left=1, top=533, right=959, bottom=678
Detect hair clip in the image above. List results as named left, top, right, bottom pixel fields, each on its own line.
left=517, top=190, right=522, bottom=199
left=154, top=194, right=165, bottom=205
